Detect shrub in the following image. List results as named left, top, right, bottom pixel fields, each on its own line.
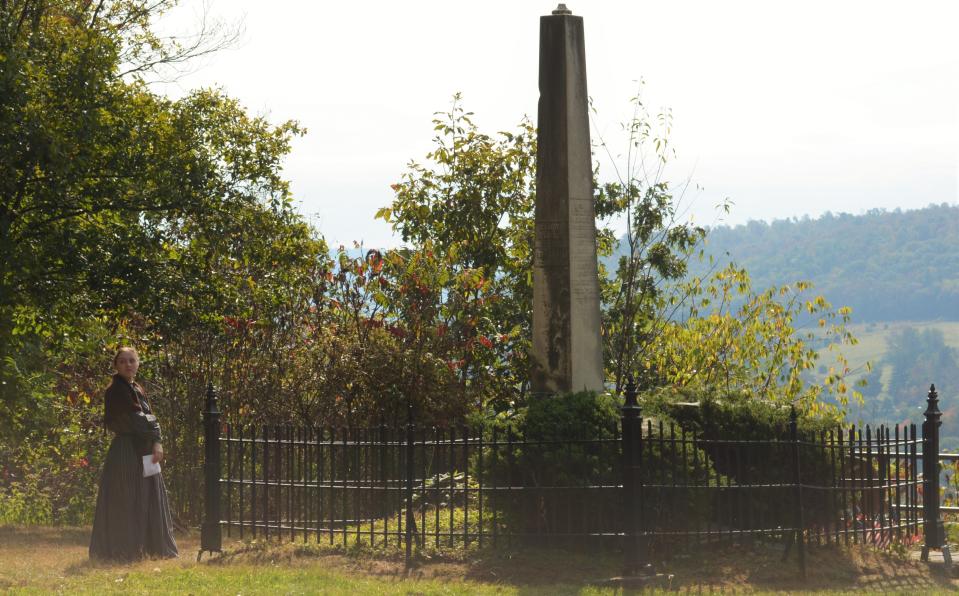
left=478, top=391, right=713, bottom=542
left=641, top=386, right=844, bottom=531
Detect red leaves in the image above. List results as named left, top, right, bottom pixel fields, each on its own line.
left=362, top=318, right=405, bottom=340
left=222, top=316, right=256, bottom=332
left=366, top=249, right=384, bottom=274
left=465, top=335, right=493, bottom=351
left=399, top=282, right=430, bottom=298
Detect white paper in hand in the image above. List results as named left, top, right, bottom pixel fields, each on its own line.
left=142, top=454, right=161, bottom=478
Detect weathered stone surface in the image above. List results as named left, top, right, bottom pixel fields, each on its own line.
left=531, top=5, right=604, bottom=394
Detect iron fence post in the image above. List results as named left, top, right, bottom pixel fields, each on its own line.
left=199, top=382, right=222, bottom=560
left=789, top=406, right=806, bottom=579
left=620, top=377, right=649, bottom=575
left=405, top=400, right=415, bottom=568
left=921, top=384, right=951, bottom=567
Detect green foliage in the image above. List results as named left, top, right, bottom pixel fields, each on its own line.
left=847, top=325, right=959, bottom=447
left=0, top=384, right=105, bottom=525
left=479, top=391, right=619, bottom=487
left=885, top=328, right=959, bottom=409
left=479, top=391, right=713, bottom=535
left=642, top=263, right=861, bottom=415
left=519, top=391, right=620, bottom=486
left=0, top=0, right=314, bottom=524
left=381, top=95, right=538, bottom=409
left=594, top=93, right=707, bottom=393
left=475, top=391, right=620, bottom=536
left=381, top=92, right=860, bottom=421
left=0, top=2, right=304, bottom=380
left=1, top=4, right=868, bottom=528
left=673, top=205, right=959, bottom=323
left=642, top=385, right=844, bottom=529
left=0, top=482, right=54, bottom=525
left=641, top=386, right=840, bottom=438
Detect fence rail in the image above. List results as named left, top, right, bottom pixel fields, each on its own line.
left=197, top=383, right=951, bottom=577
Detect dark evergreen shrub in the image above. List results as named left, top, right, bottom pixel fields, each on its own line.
left=641, top=387, right=844, bottom=534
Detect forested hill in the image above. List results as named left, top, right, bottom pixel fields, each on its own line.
left=688, top=204, right=959, bottom=322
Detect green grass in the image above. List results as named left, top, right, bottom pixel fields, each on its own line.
left=3, top=525, right=957, bottom=595
left=12, top=562, right=610, bottom=595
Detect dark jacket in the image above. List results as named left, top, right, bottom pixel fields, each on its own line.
left=104, top=375, right=162, bottom=456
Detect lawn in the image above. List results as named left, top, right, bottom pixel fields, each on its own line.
left=1, top=525, right=957, bottom=594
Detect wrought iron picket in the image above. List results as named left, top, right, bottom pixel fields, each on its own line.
left=201, top=382, right=935, bottom=574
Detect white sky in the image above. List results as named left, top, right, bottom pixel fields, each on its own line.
left=155, top=0, right=959, bottom=248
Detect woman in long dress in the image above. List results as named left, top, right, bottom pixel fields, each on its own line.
left=89, top=347, right=178, bottom=561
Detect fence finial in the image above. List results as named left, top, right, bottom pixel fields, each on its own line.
left=926, top=383, right=941, bottom=418
left=205, top=382, right=219, bottom=414
left=624, top=375, right=638, bottom=408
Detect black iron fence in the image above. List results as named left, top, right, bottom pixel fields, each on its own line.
left=197, top=383, right=950, bottom=578
left=212, top=414, right=623, bottom=552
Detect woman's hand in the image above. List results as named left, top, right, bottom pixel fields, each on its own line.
left=152, top=442, right=165, bottom=464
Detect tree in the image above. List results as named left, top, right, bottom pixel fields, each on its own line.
left=591, top=96, right=707, bottom=393
left=644, top=263, right=862, bottom=415
left=0, top=0, right=301, bottom=413
left=884, top=327, right=959, bottom=439
left=380, top=95, right=538, bottom=410
left=382, top=94, right=860, bottom=418
left=0, top=1, right=319, bottom=523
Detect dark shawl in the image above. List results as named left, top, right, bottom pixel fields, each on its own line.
left=104, top=375, right=162, bottom=456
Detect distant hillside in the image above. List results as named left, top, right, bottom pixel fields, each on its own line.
left=677, top=204, right=959, bottom=322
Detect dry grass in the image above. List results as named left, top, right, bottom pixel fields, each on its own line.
left=0, top=526, right=201, bottom=592
left=2, top=525, right=958, bottom=594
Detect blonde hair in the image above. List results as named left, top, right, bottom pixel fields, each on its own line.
left=112, top=346, right=139, bottom=367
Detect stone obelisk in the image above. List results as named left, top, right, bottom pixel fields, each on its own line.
left=531, top=4, right=604, bottom=394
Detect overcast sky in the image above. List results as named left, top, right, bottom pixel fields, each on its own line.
left=155, top=1, right=959, bottom=248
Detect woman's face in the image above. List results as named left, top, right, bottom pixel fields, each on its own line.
left=114, top=351, right=139, bottom=381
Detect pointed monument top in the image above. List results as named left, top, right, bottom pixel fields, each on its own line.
left=552, top=4, right=573, bottom=15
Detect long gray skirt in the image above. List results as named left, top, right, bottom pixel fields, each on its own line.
left=89, top=434, right=179, bottom=561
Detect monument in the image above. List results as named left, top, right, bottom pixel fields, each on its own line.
left=531, top=4, right=605, bottom=394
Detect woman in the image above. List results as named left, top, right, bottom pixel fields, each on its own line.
left=89, top=347, right=178, bottom=561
